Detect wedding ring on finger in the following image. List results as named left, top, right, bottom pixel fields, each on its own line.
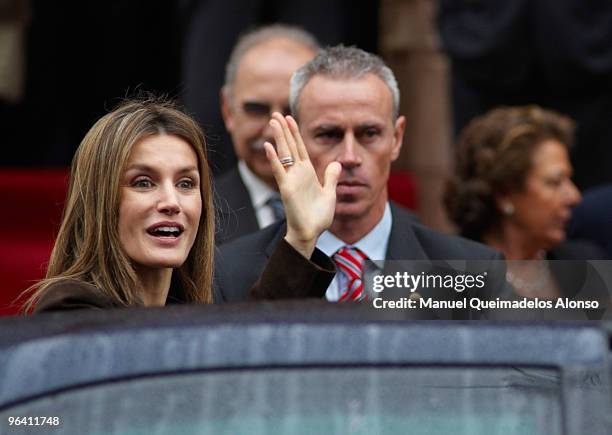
left=279, top=156, right=295, bottom=168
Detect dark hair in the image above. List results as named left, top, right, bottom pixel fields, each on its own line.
left=444, top=105, right=575, bottom=240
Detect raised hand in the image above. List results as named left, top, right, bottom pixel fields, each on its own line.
left=264, top=112, right=341, bottom=259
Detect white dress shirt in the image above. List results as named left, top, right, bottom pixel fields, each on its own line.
left=237, top=160, right=280, bottom=228
left=317, top=203, right=392, bottom=301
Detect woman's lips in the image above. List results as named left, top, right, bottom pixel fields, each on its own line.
left=145, top=222, right=185, bottom=247
left=558, top=210, right=572, bottom=226
left=147, top=232, right=184, bottom=246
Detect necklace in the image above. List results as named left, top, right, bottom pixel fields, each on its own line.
left=505, top=259, right=557, bottom=298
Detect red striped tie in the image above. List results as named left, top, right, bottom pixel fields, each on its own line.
left=333, top=246, right=368, bottom=301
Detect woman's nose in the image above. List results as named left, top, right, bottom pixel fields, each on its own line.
left=566, top=180, right=582, bottom=206
left=157, top=184, right=181, bottom=215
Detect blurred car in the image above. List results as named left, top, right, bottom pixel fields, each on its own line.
left=0, top=302, right=610, bottom=434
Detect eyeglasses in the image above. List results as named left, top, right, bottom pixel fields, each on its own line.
left=241, top=101, right=291, bottom=118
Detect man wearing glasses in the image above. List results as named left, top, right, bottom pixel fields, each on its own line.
left=216, top=25, right=319, bottom=244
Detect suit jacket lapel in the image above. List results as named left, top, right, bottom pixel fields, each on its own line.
left=264, top=221, right=288, bottom=258
left=215, top=167, right=259, bottom=239
left=385, top=204, right=428, bottom=263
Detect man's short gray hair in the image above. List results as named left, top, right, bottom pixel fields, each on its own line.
left=289, top=45, right=400, bottom=120
left=224, top=24, right=320, bottom=96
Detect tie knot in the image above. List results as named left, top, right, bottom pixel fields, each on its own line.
left=333, top=246, right=368, bottom=301
left=334, top=246, right=367, bottom=269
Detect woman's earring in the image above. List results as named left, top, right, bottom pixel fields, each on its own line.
left=502, top=202, right=515, bottom=216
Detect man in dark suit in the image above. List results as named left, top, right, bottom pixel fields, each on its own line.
left=215, top=46, right=506, bottom=315
left=215, top=25, right=319, bottom=244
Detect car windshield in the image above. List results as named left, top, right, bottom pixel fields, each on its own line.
left=2, top=366, right=561, bottom=435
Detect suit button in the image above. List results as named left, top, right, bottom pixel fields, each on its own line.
left=409, top=292, right=422, bottom=301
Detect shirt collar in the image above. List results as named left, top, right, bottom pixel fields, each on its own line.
left=237, top=160, right=277, bottom=208
left=317, top=202, right=392, bottom=262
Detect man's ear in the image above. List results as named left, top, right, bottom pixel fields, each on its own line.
left=220, top=87, right=234, bottom=132
left=390, top=115, right=406, bottom=161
